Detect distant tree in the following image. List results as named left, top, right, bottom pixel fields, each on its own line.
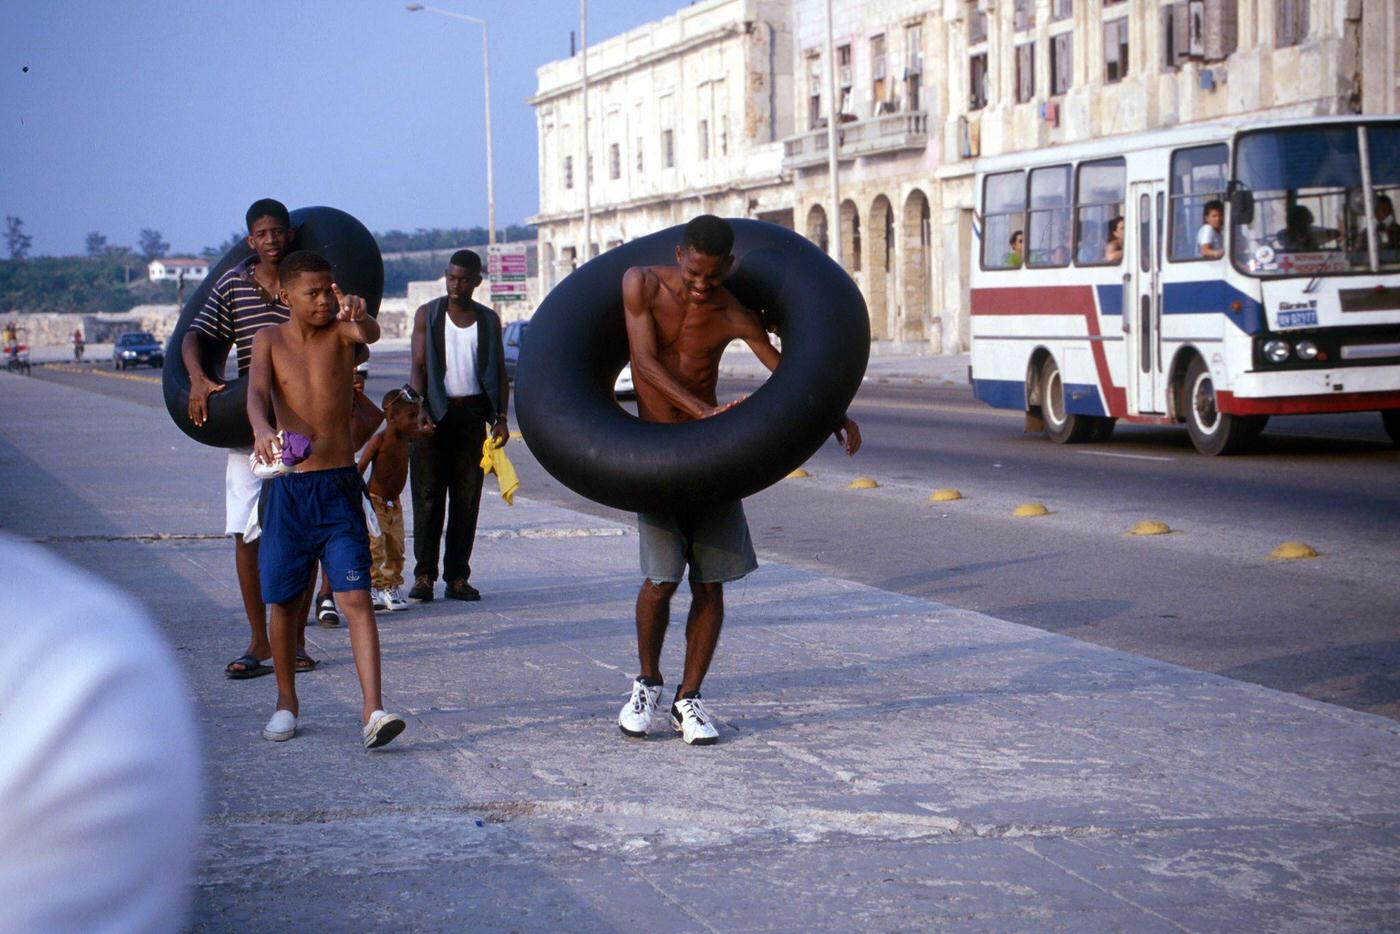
left=5, top=216, right=33, bottom=261
left=201, top=230, right=245, bottom=261
left=139, top=228, right=170, bottom=262
left=85, top=231, right=108, bottom=257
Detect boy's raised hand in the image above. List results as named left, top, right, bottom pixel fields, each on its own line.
left=332, top=283, right=366, bottom=322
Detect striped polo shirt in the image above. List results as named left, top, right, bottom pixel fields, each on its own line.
left=190, top=256, right=289, bottom=376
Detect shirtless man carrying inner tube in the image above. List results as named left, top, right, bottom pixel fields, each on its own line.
left=617, top=215, right=862, bottom=746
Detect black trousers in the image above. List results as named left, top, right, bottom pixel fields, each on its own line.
left=410, top=397, right=489, bottom=583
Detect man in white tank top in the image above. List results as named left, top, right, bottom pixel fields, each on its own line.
left=407, top=249, right=510, bottom=602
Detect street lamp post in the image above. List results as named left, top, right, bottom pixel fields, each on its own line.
left=405, top=3, right=496, bottom=247
left=580, top=0, right=591, bottom=262
left=824, top=0, right=841, bottom=265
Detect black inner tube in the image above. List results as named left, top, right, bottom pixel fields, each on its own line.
left=161, top=206, right=383, bottom=449
left=516, top=219, right=869, bottom=515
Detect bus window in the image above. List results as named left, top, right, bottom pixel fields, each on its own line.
left=982, top=170, right=1026, bottom=269
left=1027, top=164, right=1072, bottom=268
left=1233, top=126, right=1395, bottom=275
left=1168, top=143, right=1227, bottom=262
left=1075, top=157, right=1125, bottom=265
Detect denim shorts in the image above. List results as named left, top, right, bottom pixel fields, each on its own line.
left=637, top=500, right=757, bottom=584
left=258, top=466, right=372, bottom=605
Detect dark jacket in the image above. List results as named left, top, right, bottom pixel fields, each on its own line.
left=420, top=297, right=507, bottom=425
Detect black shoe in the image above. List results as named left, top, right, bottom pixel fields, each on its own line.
left=445, top=578, right=480, bottom=601
left=408, top=576, right=435, bottom=603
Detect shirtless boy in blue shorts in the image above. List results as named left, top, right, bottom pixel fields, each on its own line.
left=247, top=250, right=404, bottom=749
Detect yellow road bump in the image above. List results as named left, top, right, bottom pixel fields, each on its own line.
left=785, top=468, right=810, bottom=480
left=847, top=477, right=878, bottom=490
left=1129, top=520, right=1171, bottom=536
left=929, top=489, right=963, bottom=503
left=1271, top=541, right=1319, bottom=560
left=1012, top=502, right=1049, bottom=518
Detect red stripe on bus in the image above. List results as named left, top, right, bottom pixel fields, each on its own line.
left=971, top=286, right=1126, bottom=417
left=1217, top=389, right=1400, bottom=416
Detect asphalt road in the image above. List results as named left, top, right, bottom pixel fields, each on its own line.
left=24, top=351, right=1400, bottom=718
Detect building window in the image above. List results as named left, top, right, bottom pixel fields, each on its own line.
left=1051, top=32, right=1072, bottom=95
left=662, top=129, right=674, bottom=168
left=982, top=171, right=1026, bottom=269
left=1014, top=0, right=1035, bottom=31
left=1051, top=0, right=1072, bottom=22
left=969, top=7, right=988, bottom=44
left=608, top=142, right=620, bottom=180
left=1015, top=42, right=1035, bottom=103
left=636, top=137, right=644, bottom=173
left=1104, top=17, right=1129, bottom=83
left=871, top=34, right=887, bottom=111
left=1075, top=157, right=1125, bottom=265
left=563, top=155, right=573, bottom=190
left=1028, top=164, right=1072, bottom=267
left=807, top=53, right=823, bottom=129
left=699, top=119, right=709, bottom=160
left=905, top=23, right=923, bottom=112
left=719, top=116, right=728, bottom=156
left=1276, top=0, right=1308, bottom=47
left=970, top=52, right=989, bottom=110
left=837, top=43, right=852, bottom=114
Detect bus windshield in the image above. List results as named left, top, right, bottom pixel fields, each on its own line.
left=1233, top=124, right=1400, bottom=277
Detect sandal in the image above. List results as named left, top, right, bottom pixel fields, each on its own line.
left=295, top=651, right=318, bottom=673
left=225, top=654, right=274, bottom=680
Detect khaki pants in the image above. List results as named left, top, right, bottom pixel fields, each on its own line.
left=369, top=494, right=406, bottom=589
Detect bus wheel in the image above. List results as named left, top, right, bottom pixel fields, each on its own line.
left=1382, top=410, right=1400, bottom=445
left=1184, top=356, right=1253, bottom=455
left=1041, top=358, right=1094, bottom=444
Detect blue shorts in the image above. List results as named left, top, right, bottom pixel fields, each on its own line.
left=258, top=466, right=372, bottom=605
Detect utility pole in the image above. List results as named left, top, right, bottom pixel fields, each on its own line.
left=580, top=0, right=592, bottom=262
left=824, top=0, right=841, bottom=265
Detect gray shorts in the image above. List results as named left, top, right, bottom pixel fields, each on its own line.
left=638, top=500, right=758, bottom=584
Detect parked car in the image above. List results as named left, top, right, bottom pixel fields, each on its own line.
left=113, top=331, right=164, bottom=370
left=503, top=320, right=527, bottom=384
left=504, top=319, right=635, bottom=399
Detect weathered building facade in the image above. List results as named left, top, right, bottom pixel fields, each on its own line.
left=534, top=0, right=1400, bottom=353
left=529, top=0, right=795, bottom=291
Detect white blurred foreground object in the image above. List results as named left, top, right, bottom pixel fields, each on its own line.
left=0, top=537, right=200, bottom=933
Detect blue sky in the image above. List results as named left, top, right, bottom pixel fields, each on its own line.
left=2, top=1, right=689, bottom=257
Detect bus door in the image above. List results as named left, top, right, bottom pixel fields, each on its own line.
left=1127, top=180, right=1167, bottom=413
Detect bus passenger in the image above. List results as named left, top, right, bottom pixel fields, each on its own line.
left=1104, top=217, right=1124, bottom=263
left=1277, top=205, right=1340, bottom=251
left=1197, top=200, right=1225, bottom=259
left=1004, top=230, right=1024, bottom=268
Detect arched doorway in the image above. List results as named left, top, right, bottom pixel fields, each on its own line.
left=868, top=195, right=894, bottom=341
left=805, top=204, right=829, bottom=255
left=840, top=199, right=861, bottom=273
left=901, top=189, right=931, bottom=344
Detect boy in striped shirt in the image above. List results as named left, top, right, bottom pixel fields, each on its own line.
left=181, top=198, right=318, bottom=680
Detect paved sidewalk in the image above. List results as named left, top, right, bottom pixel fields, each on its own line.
left=2, top=369, right=1399, bottom=931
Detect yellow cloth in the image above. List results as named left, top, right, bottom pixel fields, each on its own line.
left=480, top=437, right=519, bottom=506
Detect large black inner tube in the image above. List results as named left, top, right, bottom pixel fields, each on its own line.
left=516, top=219, right=869, bottom=515
left=161, top=206, right=383, bottom=448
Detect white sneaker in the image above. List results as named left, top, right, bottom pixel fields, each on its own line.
left=384, top=586, right=408, bottom=611
left=618, top=678, right=662, bottom=738
left=363, top=709, right=406, bottom=750
left=370, top=588, right=389, bottom=611
left=262, top=708, right=297, bottom=742
left=670, top=694, right=719, bottom=746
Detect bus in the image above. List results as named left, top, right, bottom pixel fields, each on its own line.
left=969, top=115, right=1400, bottom=454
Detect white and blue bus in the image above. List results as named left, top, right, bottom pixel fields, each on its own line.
left=969, top=116, right=1400, bottom=454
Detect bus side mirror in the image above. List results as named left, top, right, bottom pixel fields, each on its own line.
left=1230, top=188, right=1254, bottom=226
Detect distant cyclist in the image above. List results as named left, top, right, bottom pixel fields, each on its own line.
left=72, top=328, right=85, bottom=361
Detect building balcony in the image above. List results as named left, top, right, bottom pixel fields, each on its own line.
left=781, top=110, right=930, bottom=170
